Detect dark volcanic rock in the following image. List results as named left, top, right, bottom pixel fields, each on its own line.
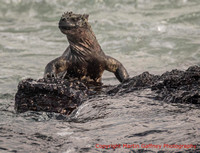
left=152, top=65, right=200, bottom=104
left=15, top=66, right=200, bottom=115
left=15, top=78, right=89, bottom=115
left=107, top=72, right=159, bottom=95
left=108, top=65, right=200, bottom=104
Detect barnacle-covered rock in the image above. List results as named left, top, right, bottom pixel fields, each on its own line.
left=15, top=78, right=89, bottom=115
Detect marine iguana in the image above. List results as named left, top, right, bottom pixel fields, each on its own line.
left=44, top=12, right=129, bottom=83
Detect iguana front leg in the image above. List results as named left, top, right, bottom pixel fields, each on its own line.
left=44, top=56, right=69, bottom=78
left=105, top=56, right=129, bottom=82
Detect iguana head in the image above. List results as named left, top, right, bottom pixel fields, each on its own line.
left=59, top=11, right=89, bottom=33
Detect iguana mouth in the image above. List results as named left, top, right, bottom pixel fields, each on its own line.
left=58, top=19, right=73, bottom=30
left=58, top=24, right=71, bottom=30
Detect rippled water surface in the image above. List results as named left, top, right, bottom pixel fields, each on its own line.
left=0, top=0, right=200, bottom=152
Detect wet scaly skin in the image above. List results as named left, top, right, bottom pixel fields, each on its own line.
left=44, top=12, right=129, bottom=83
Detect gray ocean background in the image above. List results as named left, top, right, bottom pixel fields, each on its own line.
left=0, top=0, right=200, bottom=153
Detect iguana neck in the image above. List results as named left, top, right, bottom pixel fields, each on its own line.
left=66, top=26, right=102, bottom=55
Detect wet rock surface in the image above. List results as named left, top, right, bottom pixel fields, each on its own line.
left=15, top=66, right=200, bottom=114
left=15, top=78, right=89, bottom=115
left=152, top=66, right=200, bottom=104
left=108, top=65, right=200, bottom=105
